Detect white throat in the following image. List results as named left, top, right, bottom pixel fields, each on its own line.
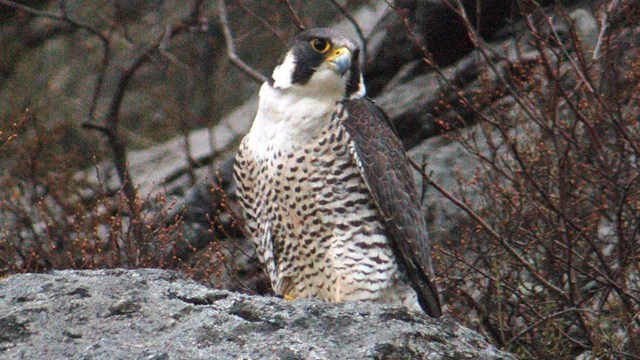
left=246, top=68, right=346, bottom=158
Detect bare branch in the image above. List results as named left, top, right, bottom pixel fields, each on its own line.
left=189, top=0, right=205, bottom=22
left=593, top=0, right=620, bottom=60
left=327, top=0, right=367, bottom=63
left=506, top=308, right=596, bottom=347
left=281, top=0, right=306, bottom=31
left=216, top=0, right=268, bottom=84
left=383, top=0, right=503, bottom=129
left=408, top=156, right=570, bottom=300
left=449, top=0, right=544, bottom=125
left=88, top=32, right=113, bottom=121
left=82, top=35, right=165, bottom=209
left=0, top=0, right=112, bottom=121
left=0, top=0, right=107, bottom=43
left=237, top=2, right=287, bottom=45
left=81, top=122, right=112, bottom=135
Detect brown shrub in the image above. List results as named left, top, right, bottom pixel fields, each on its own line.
left=434, top=3, right=640, bottom=359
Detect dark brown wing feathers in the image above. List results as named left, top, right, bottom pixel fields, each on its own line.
left=341, top=99, right=442, bottom=317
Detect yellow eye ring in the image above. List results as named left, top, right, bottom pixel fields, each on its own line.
left=310, top=38, right=331, bottom=53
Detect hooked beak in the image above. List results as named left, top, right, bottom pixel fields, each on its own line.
left=325, top=47, right=351, bottom=76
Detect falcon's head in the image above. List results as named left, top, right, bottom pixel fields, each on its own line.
left=269, top=28, right=365, bottom=100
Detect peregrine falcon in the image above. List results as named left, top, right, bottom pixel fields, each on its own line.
left=233, top=28, right=441, bottom=317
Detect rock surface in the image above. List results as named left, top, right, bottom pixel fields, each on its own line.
left=0, top=269, right=515, bottom=359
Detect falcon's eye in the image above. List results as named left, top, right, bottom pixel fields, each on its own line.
left=310, top=38, right=331, bottom=53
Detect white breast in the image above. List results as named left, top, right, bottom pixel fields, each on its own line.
left=246, top=82, right=342, bottom=159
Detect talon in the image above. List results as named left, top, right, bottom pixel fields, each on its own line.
left=283, top=294, right=296, bottom=301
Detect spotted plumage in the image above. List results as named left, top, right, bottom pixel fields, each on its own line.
left=233, top=28, right=441, bottom=316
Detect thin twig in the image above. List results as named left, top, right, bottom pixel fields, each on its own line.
left=0, top=0, right=112, bottom=122
left=383, top=0, right=505, bottom=130
left=327, top=0, right=367, bottom=63
left=83, top=36, right=165, bottom=209
left=0, top=0, right=106, bottom=41
left=281, top=0, right=306, bottom=31
left=450, top=0, right=545, bottom=126
left=189, top=0, right=205, bottom=22
left=89, top=28, right=113, bottom=121
left=408, top=156, right=570, bottom=300
left=440, top=248, right=531, bottom=309
left=216, top=0, right=268, bottom=84
left=593, top=0, right=620, bottom=60
left=507, top=308, right=596, bottom=346
left=81, top=122, right=112, bottom=134
left=237, top=2, right=287, bottom=45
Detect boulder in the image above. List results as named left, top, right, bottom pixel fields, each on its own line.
left=0, top=269, right=515, bottom=359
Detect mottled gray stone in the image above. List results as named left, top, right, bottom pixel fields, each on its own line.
left=0, top=269, right=515, bottom=360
